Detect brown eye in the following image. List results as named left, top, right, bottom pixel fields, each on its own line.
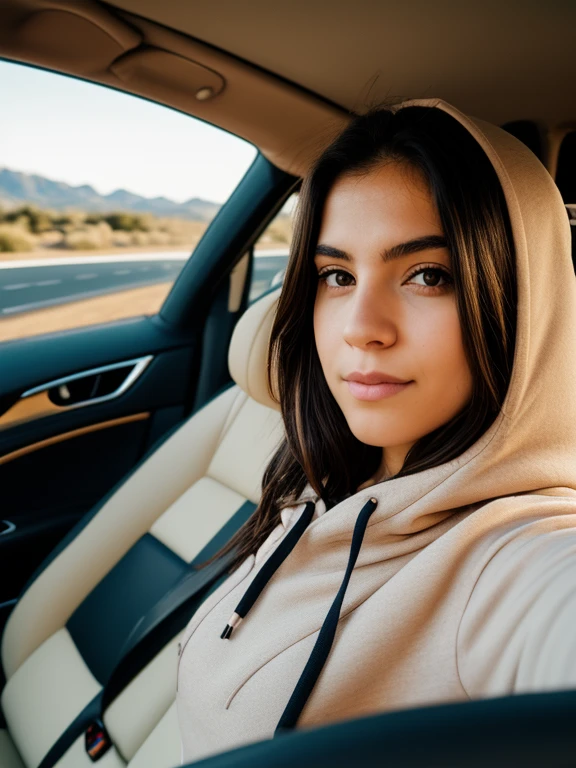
left=407, top=267, right=452, bottom=289
left=320, top=269, right=355, bottom=288
left=423, top=269, right=441, bottom=286
left=335, top=271, right=353, bottom=286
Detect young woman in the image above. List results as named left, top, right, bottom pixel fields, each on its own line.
left=177, top=98, right=576, bottom=763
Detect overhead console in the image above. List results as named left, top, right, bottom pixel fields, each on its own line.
left=111, top=47, right=226, bottom=105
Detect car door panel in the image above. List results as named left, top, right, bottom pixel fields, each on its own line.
left=0, top=417, right=149, bottom=605
left=0, top=320, right=199, bottom=609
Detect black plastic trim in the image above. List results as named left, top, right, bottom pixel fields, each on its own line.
left=183, top=689, right=576, bottom=768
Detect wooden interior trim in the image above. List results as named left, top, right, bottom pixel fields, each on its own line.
left=0, top=390, right=68, bottom=431
left=0, top=412, right=150, bottom=465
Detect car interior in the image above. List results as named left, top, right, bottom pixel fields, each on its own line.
left=0, top=1, right=575, bottom=767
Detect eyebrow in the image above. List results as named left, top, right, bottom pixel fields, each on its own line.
left=315, top=235, right=448, bottom=264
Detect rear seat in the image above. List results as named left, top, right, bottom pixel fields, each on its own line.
left=0, top=288, right=282, bottom=768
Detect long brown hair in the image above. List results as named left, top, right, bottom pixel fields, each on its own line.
left=196, top=104, right=517, bottom=574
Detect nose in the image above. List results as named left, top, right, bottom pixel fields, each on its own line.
left=342, top=283, right=398, bottom=349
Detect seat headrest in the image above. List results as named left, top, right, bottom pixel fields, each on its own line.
left=228, top=288, right=281, bottom=411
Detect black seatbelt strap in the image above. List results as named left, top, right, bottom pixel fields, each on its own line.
left=37, top=692, right=104, bottom=768
left=103, top=499, right=256, bottom=707
left=102, top=544, right=240, bottom=709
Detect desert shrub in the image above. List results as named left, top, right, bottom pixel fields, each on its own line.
left=63, top=221, right=113, bottom=250
left=0, top=205, right=210, bottom=251
left=0, top=224, right=36, bottom=252
left=110, top=230, right=132, bottom=247
left=52, top=211, right=86, bottom=232
left=4, top=206, right=53, bottom=234
left=104, top=212, right=149, bottom=232
left=85, top=214, right=104, bottom=225
left=51, top=214, right=75, bottom=230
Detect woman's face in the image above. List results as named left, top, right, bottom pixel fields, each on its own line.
left=313, top=162, right=473, bottom=478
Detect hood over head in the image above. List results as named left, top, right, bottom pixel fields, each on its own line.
left=230, top=96, right=576, bottom=511
left=224, top=97, right=576, bottom=734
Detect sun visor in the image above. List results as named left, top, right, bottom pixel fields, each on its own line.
left=0, top=3, right=141, bottom=74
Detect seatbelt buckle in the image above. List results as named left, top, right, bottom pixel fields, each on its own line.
left=85, top=719, right=113, bottom=762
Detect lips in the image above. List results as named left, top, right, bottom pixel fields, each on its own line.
left=344, top=371, right=411, bottom=385
left=343, top=371, right=413, bottom=401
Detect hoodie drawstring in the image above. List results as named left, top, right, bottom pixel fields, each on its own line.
left=274, top=496, right=378, bottom=734
left=220, top=498, right=378, bottom=736
left=221, top=501, right=316, bottom=639
left=220, top=494, right=379, bottom=734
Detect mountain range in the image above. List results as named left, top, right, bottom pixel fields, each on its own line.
left=0, top=167, right=221, bottom=221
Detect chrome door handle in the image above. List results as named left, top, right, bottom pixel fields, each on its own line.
left=0, top=520, right=16, bottom=536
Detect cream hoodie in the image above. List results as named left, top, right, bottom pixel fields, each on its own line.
left=176, top=98, right=576, bottom=764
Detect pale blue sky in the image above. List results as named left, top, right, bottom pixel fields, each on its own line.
left=0, top=59, right=258, bottom=204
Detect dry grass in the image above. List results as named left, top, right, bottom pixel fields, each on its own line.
left=0, top=209, right=211, bottom=253
left=0, top=282, right=173, bottom=343
left=0, top=212, right=292, bottom=259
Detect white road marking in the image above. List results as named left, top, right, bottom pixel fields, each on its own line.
left=2, top=283, right=30, bottom=290
left=75, top=273, right=98, bottom=280
left=140, top=266, right=151, bottom=271
left=36, top=279, right=61, bottom=286
left=0, top=252, right=191, bottom=269
left=0, top=248, right=287, bottom=270
left=113, top=269, right=131, bottom=275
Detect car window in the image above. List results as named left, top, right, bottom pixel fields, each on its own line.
left=249, top=193, right=297, bottom=303
left=0, top=60, right=257, bottom=345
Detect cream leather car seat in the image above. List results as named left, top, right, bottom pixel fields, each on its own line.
left=0, top=288, right=281, bottom=768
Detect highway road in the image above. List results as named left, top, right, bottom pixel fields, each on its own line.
left=0, top=250, right=288, bottom=315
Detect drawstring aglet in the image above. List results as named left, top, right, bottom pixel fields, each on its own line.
left=220, top=503, right=316, bottom=641
left=220, top=612, right=242, bottom=640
